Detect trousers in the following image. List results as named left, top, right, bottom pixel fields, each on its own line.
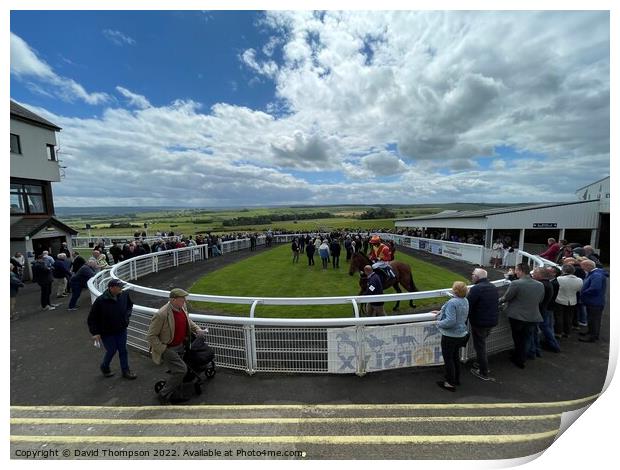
left=159, top=344, right=187, bottom=399
left=441, top=335, right=463, bottom=386
left=101, top=329, right=129, bottom=372
left=471, top=326, right=492, bottom=375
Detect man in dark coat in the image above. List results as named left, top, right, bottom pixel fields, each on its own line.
left=330, top=239, right=341, bottom=269
left=363, top=265, right=385, bottom=316
left=32, top=254, right=58, bottom=311
left=467, top=268, right=499, bottom=381
left=87, top=279, right=136, bottom=379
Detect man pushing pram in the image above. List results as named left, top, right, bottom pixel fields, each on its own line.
left=147, top=288, right=214, bottom=405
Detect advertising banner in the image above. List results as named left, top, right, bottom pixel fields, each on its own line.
left=327, top=322, right=444, bottom=374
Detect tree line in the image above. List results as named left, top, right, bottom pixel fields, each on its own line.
left=222, top=212, right=334, bottom=227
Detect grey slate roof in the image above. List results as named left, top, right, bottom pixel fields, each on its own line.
left=10, top=217, right=78, bottom=240
left=10, top=100, right=61, bottom=131
left=395, top=200, right=597, bottom=222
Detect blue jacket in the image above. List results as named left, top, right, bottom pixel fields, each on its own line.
left=71, top=264, right=96, bottom=288
left=52, top=259, right=72, bottom=279
left=581, top=269, right=608, bottom=307
left=436, top=297, right=469, bottom=338
left=466, top=278, right=499, bottom=328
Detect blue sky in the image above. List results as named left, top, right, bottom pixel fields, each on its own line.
left=9, top=9, right=611, bottom=207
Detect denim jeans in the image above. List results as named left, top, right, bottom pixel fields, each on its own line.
left=68, top=281, right=83, bottom=309
left=471, top=326, right=492, bottom=376
left=101, top=329, right=129, bottom=372
left=578, top=304, right=588, bottom=325
left=539, top=310, right=561, bottom=351
left=527, top=323, right=540, bottom=358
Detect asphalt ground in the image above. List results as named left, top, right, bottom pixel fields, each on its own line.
left=9, top=243, right=611, bottom=460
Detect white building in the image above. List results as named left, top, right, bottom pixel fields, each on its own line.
left=394, top=177, right=610, bottom=263
left=10, top=100, right=78, bottom=279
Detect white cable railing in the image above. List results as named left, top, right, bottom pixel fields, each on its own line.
left=87, top=235, right=547, bottom=375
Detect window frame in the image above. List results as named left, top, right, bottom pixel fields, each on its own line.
left=46, top=143, right=57, bottom=161
left=10, top=133, right=22, bottom=154
left=10, top=181, right=48, bottom=215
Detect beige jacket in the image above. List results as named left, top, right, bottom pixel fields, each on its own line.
left=146, top=302, right=202, bottom=365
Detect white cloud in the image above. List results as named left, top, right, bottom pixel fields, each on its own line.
left=102, top=29, right=136, bottom=46
left=11, top=32, right=110, bottom=105
left=116, top=86, right=151, bottom=109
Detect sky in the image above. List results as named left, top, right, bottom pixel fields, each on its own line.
left=9, top=8, right=611, bottom=207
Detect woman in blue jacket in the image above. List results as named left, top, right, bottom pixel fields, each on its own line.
left=433, top=281, right=470, bottom=391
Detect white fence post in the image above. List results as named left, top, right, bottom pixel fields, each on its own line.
left=355, top=325, right=366, bottom=376
left=244, top=324, right=257, bottom=375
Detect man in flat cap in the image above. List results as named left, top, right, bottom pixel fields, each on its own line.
left=87, top=278, right=137, bottom=379
left=147, top=288, right=205, bottom=404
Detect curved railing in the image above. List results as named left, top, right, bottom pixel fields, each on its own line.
left=87, top=235, right=548, bottom=375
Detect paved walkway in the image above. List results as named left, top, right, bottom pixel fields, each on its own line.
left=9, top=244, right=610, bottom=459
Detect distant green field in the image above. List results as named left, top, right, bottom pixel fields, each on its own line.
left=189, top=244, right=468, bottom=318
left=58, top=203, right=511, bottom=237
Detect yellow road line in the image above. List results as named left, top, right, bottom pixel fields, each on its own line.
left=9, top=394, right=598, bottom=413
left=10, top=431, right=559, bottom=445
left=10, top=414, right=562, bottom=426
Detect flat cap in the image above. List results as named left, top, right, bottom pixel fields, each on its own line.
left=169, top=288, right=190, bottom=298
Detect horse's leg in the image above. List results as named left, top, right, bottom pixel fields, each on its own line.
left=392, top=282, right=402, bottom=311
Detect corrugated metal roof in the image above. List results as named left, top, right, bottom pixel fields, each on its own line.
left=10, top=100, right=62, bottom=131
left=10, top=217, right=78, bottom=239
left=394, top=200, right=596, bottom=222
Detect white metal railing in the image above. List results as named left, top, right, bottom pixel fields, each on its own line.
left=87, top=235, right=548, bottom=375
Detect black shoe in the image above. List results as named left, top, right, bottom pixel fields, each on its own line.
left=100, top=366, right=114, bottom=378
left=579, top=337, right=597, bottom=343
left=510, top=358, right=525, bottom=369
left=436, top=381, right=456, bottom=392
left=578, top=332, right=588, bottom=337
left=122, top=370, right=137, bottom=380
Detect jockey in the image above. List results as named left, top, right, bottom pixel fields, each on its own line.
left=368, top=235, right=394, bottom=277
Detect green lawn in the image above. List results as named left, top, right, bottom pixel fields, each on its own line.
left=189, top=244, right=468, bottom=318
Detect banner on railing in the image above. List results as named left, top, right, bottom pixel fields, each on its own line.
left=327, top=322, right=443, bottom=374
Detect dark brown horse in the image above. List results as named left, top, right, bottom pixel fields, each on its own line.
left=348, top=252, right=418, bottom=311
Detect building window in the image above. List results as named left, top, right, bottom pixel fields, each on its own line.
left=10, top=134, right=21, bottom=154
left=10, top=182, right=46, bottom=215
left=46, top=144, right=56, bottom=161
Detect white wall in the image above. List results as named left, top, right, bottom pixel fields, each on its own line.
left=10, top=119, right=60, bottom=182
left=575, top=177, right=610, bottom=213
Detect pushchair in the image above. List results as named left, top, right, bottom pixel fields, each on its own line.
left=154, top=335, right=216, bottom=398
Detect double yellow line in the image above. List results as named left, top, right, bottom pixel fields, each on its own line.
left=10, top=394, right=598, bottom=446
